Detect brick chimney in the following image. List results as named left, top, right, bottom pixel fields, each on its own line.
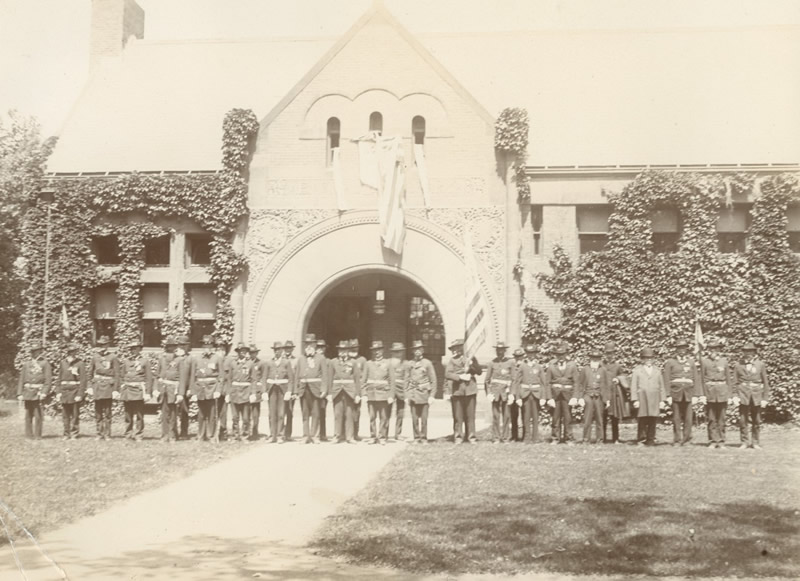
left=90, top=0, right=145, bottom=66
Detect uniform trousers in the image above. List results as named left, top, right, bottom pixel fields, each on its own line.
left=603, top=410, right=620, bottom=443
left=216, top=396, right=229, bottom=437
left=267, top=386, right=286, bottom=440
left=249, top=401, right=261, bottom=439
left=196, top=399, right=218, bottom=441
left=178, top=399, right=189, bottom=438
left=230, top=402, right=250, bottom=440
left=638, top=416, right=657, bottom=445
left=283, top=398, right=295, bottom=439
left=161, top=400, right=178, bottom=440
left=300, top=391, right=323, bottom=439
left=508, top=400, right=521, bottom=441
left=332, top=392, right=356, bottom=442
left=94, top=398, right=113, bottom=438
left=452, top=394, right=476, bottom=442
left=61, top=402, right=80, bottom=438
left=551, top=396, right=574, bottom=442
left=739, top=399, right=762, bottom=445
left=353, top=400, right=363, bottom=439
left=409, top=401, right=429, bottom=441
left=318, top=398, right=328, bottom=440
left=582, top=396, right=604, bottom=443
left=24, top=400, right=43, bottom=439
left=368, top=400, right=390, bottom=440
left=707, top=402, right=727, bottom=444
left=672, top=398, right=693, bottom=444
left=490, top=398, right=508, bottom=442
left=520, top=395, right=541, bottom=442
left=123, top=400, right=144, bottom=438
left=391, top=397, right=406, bottom=439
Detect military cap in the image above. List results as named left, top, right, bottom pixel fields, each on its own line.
left=235, top=342, right=250, bottom=352
left=604, top=341, right=618, bottom=353
left=29, top=342, right=44, bottom=351
left=303, top=333, right=316, bottom=343
left=640, top=347, right=656, bottom=358
left=164, top=335, right=178, bottom=346
left=176, top=335, right=190, bottom=345
left=96, top=335, right=111, bottom=346
left=524, top=344, right=537, bottom=353
left=316, top=339, right=327, bottom=347
left=411, top=340, right=425, bottom=350
left=390, top=342, right=405, bottom=351
left=554, top=342, right=569, bottom=354
left=512, top=348, right=525, bottom=357
left=588, top=348, right=603, bottom=358
left=284, top=340, right=295, bottom=348
left=248, top=343, right=260, bottom=352
left=337, top=340, right=349, bottom=350
left=349, top=338, right=360, bottom=348
left=741, top=342, right=757, bottom=351
left=448, top=338, right=465, bottom=350
left=674, top=338, right=690, bottom=348
left=370, top=340, right=384, bottom=350
left=66, top=342, right=81, bottom=352
left=272, top=341, right=284, bottom=349
left=493, top=341, right=508, bottom=350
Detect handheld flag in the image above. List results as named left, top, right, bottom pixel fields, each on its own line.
left=463, top=229, right=488, bottom=360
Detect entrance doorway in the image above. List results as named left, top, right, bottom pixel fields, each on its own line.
left=306, top=272, right=446, bottom=390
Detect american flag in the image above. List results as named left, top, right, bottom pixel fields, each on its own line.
left=463, top=229, right=488, bottom=360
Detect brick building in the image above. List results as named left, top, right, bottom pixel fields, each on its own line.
left=46, top=0, right=800, bottom=376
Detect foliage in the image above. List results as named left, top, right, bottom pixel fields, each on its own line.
left=494, top=107, right=530, bottom=202
left=531, top=170, right=800, bottom=421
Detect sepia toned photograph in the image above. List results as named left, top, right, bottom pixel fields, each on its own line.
left=1, top=0, right=799, bottom=579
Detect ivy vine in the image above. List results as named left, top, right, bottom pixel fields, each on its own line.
left=494, top=107, right=530, bottom=202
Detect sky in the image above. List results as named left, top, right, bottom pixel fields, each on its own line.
left=1, top=0, right=800, bottom=137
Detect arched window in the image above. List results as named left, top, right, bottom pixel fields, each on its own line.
left=326, top=117, right=340, bottom=165
left=412, top=115, right=426, bottom=145
left=369, top=111, right=383, bottom=134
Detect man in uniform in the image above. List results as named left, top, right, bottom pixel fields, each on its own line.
left=119, top=339, right=153, bottom=441
left=546, top=342, right=580, bottom=444
left=55, top=342, right=85, bottom=440
left=155, top=335, right=184, bottom=442
left=249, top=344, right=264, bottom=440
left=363, top=341, right=395, bottom=445
left=444, top=338, right=480, bottom=444
left=187, top=335, right=224, bottom=442
left=328, top=340, right=361, bottom=443
left=17, top=342, right=52, bottom=439
left=388, top=342, right=409, bottom=440
left=701, top=339, right=731, bottom=449
left=295, top=334, right=328, bottom=444
left=663, top=338, right=702, bottom=446
left=283, top=339, right=299, bottom=441
left=602, top=342, right=628, bottom=444
left=485, top=342, right=514, bottom=443
left=349, top=339, right=367, bottom=440
left=406, top=340, right=437, bottom=444
left=577, top=349, right=609, bottom=444
left=87, top=335, right=119, bottom=440
left=630, top=347, right=667, bottom=446
left=315, top=339, right=330, bottom=441
left=513, top=344, right=548, bottom=444
left=262, top=341, right=294, bottom=443
left=226, top=343, right=253, bottom=442
left=215, top=339, right=231, bottom=440
left=176, top=335, right=191, bottom=439
left=733, top=343, right=770, bottom=450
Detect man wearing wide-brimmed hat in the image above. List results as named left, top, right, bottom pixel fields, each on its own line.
left=663, top=338, right=702, bottom=446
left=156, top=335, right=185, bottom=442
left=262, top=340, right=294, bottom=443
left=546, top=342, right=579, bottom=444
left=175, top=335, right=192, bottom=438
left=602, top=342, right=629, bottom=444
left=485, top=341, right=514, bottom=443
left=88, top=335, right=119, bottom=440
left=55, top=342, right=86, bottom=440
left=513, top=344, right=548, bottom=443
left=17, top=342, right=52, bottom=439
left=630, top=347, right=667, bottom=446
left=733, top=342, right=770, bottom=450
left=187, top=335, right=224, bottom=442
left=119, top=339, right=153, bottom=441
left=407, top=340, right=437, bottom=443
left=701, top=339, right=731, bottom=448
left=388, top=342, right=410, bottom=440
left=363, top=340, right=395, bottom=444
left=215, top=338, right=232, bottom=441
left=295, top=333, right=328, bottom=443
left=226, top=342, right=253, bottom=442
left=348, top=339, right=367, bottom=440
left=328, top=339, right=361, bottom=443
left=315, top=339, right=331, bottom=441
left=283, top=339, right=299, bottom=441
left=577, top=349, right=609, bottom=444
left=444, top=338, right=480, bottom=444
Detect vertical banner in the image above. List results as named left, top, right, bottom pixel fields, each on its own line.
left=331, top=148, right=348, bottom=211
left=377, top=137, right=406, bottom=254
left=413, top=143, right=431, bottom=208
left=463, top=229, right=488, bottom=360
left=357, top=131, right=380, bottom=189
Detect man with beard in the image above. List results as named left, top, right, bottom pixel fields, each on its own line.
left=155, top=335, right=185, bottom=442
left=55, top=343, right=85, bottom=440
left=119, top=339, right=153, bottom=441
left=444, top=338, right=480, bottom=444
left=187, top=335, right=224, bottom=442
left=546, top=342, right=579, bottom=444
left=87, top=335, right=119, bottom=440
left=406, top=340, right=437, bottom=444
left=18, top=342, right=52, bottom=439
left=513, top=344, right=548, bottom=444
left=663, top=338, right=701, bottom=446
left=363, top=341, right=395, bottom=445
left=296, top=334, right=328, bottom=444
left=630, top=347, right=667, bottom=446
left=701, top=339, right=731, bottom=449
left=327, top=340, right=361, bottom=443
left=733, top=343, right=770, bottom=450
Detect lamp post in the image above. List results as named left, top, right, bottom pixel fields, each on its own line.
left=39, top=187, right=55, bottom=346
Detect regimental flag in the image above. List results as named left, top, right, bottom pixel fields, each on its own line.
left=694, top=317, right=705, bottom=356
left=463, top=229, right=488, bottom=360
left=61, top=301, right=70, bottom=339
left=377, top=137, right=406, bottom=254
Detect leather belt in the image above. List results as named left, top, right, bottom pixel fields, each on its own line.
left=61, top=381, right=79, bottom=385
left=706, top=380, right=727, bottom=385
left=333, top=379, right=354, bottom=384
left=492, top=379, right=511, bottom=385
left=551, top=383, right=571, bottom=387
left=232, top=381, right=251, bottom=387
left=267, top=379, right=288, bottom=384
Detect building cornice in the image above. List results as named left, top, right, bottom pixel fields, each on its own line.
left=526, top=163, right=800, bottom=178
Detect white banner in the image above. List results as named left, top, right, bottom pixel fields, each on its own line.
left=357, top=131, right=381, bottom=189
left=377, top=137, right=406, bottom=254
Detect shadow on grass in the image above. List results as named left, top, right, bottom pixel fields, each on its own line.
left=311, top=494, right=800, bottom=577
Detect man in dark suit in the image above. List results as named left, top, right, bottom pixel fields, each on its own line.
left=546, top=342, right=579, bottom=444
left=733, top=343, right=770, bottom=450
left=663, top=338, right=702, bottom=446
left=701, top=339, right=731, bottom=448
left=444, top=338, right=480, bottom=444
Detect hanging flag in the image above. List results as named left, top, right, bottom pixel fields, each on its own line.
left=61, top=301, right=70, bottom=339
left=413, top=143, right=432, bottom=208
left=463, top=229, right=488, bottom=361
left=356, top=131, right=381, bottom=189
left=377, top=137, right=406, bottom=254
left=331, top=148, right=348, bottom=212
left=694, top=317, right=705, bottom=356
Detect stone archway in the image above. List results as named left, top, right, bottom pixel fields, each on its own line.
left=245, top=211, right=500, bottom=358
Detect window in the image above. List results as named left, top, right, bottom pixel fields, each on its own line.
left=142, top=284, right=168, bottom=348
left=412, top=116, right=425, bottom=145
left=717, top=204, right=751, bottom=253
left=326, top=117, right=340, bottom=166
left=530, top=205, right=543, bottom=255
left=369, top=111, right=383, bottom=134
left=93, top=285, right=117, bottom=343
left=185, top=233, right=212, bottom=266
left=577, top=205, right=611, bottom=254
left=651, top=207, right=680, bottom=253
left=145, top=235, right=170, bottom=266
left=186, top=284, right=216, bottom=348
left=788, top=204, right=800, bottom=253
left=92, top=235, right=121, bottom=265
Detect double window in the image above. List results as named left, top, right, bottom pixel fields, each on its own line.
left=717, top=204, right=751, bottom=253
left=577, top=205, right=611, bottom=254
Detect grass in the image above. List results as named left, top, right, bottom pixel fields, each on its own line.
left=0, top=400, right=251, bottom=545
left=311, top=424, right=800, bottom=577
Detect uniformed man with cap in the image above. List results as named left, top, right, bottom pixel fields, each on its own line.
left=226, top=343, right=253, bottom=441
left=215, top=338, right=232, bottom=440
left=577, top=349, right=610, bottom=444
left=733, top=342, right=770, bottom=450
left=315, top=339, right=331, bottom=441
left=630, top=347, right=667, bottom=446
left=119, top=339, right=153, bottom=441
left=87, top=335, right=119, bottom=440
left=363, top=340, right=395, bottom=444
left=55, top=342, right=86, bottom=439
left=327, top=340, right=361, bottom=443
left=187, top=335, right=224, bottom=441
left=663, top=338, right=702, bottom=446
left=175, top=335, right=192, bottom=438
left=388, top=342, right=410, bottom=440
left=602, top=342, right=629, bottom=444
left=295, top=333, right=328, bottom=443
left=155, top=335, right=185, bottom=442
left=701, top=339, right=731, bottom=448
left=444, top=338, right=480, bottom=444
left=17, top=342, right=52, bottom=439
left=513, top=344, right=549, bottom=443
left=262, top=341, right=294, bottom=443
left=546, top=342, right=580, bottom=444
left=508, top=347, right=525, bottom=441
left=349, top=339, right=367, bottom=440
left=406, top=340, right=437, bottom=443
left=248, top=343, right=264, bottom=440
left=485, top=342, right=514, bottom=443
left=283, top=339, right=299, bottom=441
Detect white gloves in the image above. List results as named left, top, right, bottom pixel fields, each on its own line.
left=75, top=396, right=82, bottom=403
left=578, top=398, right=585, bottom=407
left=691, top=397, right=698, bottom=405
left=17, top=395, right=23, bottom=401
left=633, top=401, right=640, bottom=409
left=459, top=373, right=471, bottom=381
left=261, top=392, right=268, bottom=402
left=326, top=394, right=333, bottom=403
left=112, top=391, right=120, bottom=400
left=547, top=398, right=555, bottom=408
left=487, top=393, right=495, bottom=402
left=225, top=395, right=231, bottom=403
left=727, top=398, right=733, bottom=405
left=659, top=401, right=666, bottom=410
left=248, top=394, right=256, bottom=403
left=388, top=398, right=394, bottom=405
left=666, top=396, right=673, bottom=406
left=428, top=396, right=434, bottom=405
left=508, top=395, right=515, bottom=405
left=539, top=398, right=546, bottom=407
left=213, top=391, right=221, bottom=399
left=56, top=393, right=62, bottom=402
left=568, top=398, right=577, bottom=406
left=605, top=401, right=610, bottom=409
left=355, top=395, right=361, bottom=404
left=760, top=400, right=767, bottom=408
left=444, top=394, right=451, bottom=401
left=699, top=396, right=707, bottom=405
left=283, top=391, right=292, bottom=402
left=732, top=396, right=741, bottom=406
left=176, top=394, right=184, bottom=403
left=191, top=395, right=198, bottom=402
left=87, top=387, right=94, bottom=397
left=515, top=398, right=522, bottom=407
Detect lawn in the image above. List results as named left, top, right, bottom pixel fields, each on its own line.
left=0, top=400, right=250, bottom=545
left=311, top=424, right=800, bottom=578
